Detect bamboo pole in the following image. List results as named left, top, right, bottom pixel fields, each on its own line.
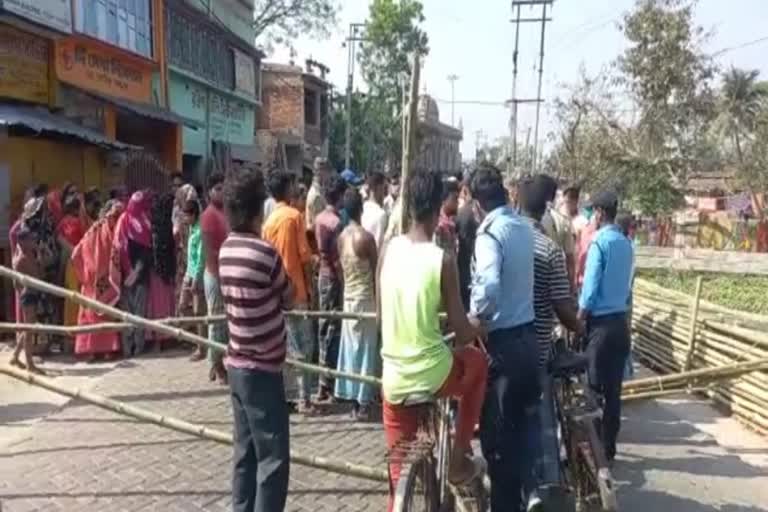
left=683, top=276, right=703, bottom=371
left=622, top=358, right=768, bottom=394
left=0, top=364, right=389, bottom=482
left=0, top=265, right=383, bottom=387
left=636, top=278, right=768, bottom=329
left=399, top=53, right=421, bottom=234
left=621, top=387, right=708, bottom=402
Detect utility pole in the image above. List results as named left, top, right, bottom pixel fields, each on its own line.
left=509, top=0, right=553, bottom=175
left=509, top=3, right=521, bottom=175
left=474, top=129, right=486, bottom=161
left=447, top=74, right=459, bottom=126
left=532, top=1, right=550, bottom=174
left=344, top=22, right=366, bottom=171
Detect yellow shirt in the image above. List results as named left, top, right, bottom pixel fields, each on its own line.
left=380, top=236, right=452, bottom=403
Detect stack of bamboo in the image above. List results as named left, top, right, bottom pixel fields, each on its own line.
left=631, top=278, right=768, bottom=435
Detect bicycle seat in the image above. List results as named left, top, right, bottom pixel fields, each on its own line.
left=399, top=391, right=438, bottom=407
left=549, top=350, right=589, bottom=378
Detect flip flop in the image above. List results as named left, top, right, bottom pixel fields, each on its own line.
left=449, top=455, right=487, bottom=487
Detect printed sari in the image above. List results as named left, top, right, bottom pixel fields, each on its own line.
left=71, top=202, right=124, bottom=357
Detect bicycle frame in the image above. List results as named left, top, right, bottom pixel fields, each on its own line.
left=553, top=361, right=618, bottom=511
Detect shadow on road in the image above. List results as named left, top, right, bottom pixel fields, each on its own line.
left=615, top=397, right=768, bottom=511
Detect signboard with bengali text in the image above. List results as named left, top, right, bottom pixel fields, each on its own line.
left=0, top=25, right=49, bottom=104
left=55, top=38, right=153, bottom=103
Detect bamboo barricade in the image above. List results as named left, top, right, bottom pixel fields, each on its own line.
left=0, top=363, right=389, bottom=483
left=0, top=309, right=448, bottom=335
left=631, top=277, right=768, bottom=434
left=0, top=265, right=383, bottom=388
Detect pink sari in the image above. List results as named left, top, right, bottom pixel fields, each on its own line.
left=71, top=203, right=124, bottom=356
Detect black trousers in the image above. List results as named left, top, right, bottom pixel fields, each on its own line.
left=229, top=367, right=290, bottom=512
left=586, top=313, right=631, bottom=460
left=480, top=323, right=541, bottom=512
left=317, top=274, right=342, bottom=393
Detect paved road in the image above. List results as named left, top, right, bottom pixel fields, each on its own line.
left=1, top=348, right=766, bottom=511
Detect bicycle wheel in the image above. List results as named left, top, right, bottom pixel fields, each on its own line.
left=392, top=456, right=440, bottom=512
left=581, top=421, right=618, bottom=511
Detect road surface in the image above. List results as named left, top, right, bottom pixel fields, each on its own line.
left=1, top=348, right=766, bottom=511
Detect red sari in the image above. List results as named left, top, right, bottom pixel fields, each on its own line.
left=71, top=204, right=124, bottom=357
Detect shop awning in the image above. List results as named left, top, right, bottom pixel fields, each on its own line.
left=0, top=104, right=137, bottom=150
left=100, top=94, right=187, bottom=125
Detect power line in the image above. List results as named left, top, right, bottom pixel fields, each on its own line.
left=713, top=35, right=768, bottom=57
left=432, top=97, right=508, bottom=106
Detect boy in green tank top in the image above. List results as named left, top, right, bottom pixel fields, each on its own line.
left=378, top=172, right=489, bottom=511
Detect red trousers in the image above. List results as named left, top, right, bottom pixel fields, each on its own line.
left=382, top=346, right=488, bottom=511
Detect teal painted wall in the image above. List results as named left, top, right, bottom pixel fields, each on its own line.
left=169, top=74, right=207, bottom=156
left=185, top=0, right=256, bottom=45
left=169, top=72, right=256, bottom=158
left=209, top=90, right=254, bottom=146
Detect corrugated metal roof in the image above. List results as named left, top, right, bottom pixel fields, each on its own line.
left=0, top=104, right=137, bottom=150
left=83, top=91, right=186, bottom=125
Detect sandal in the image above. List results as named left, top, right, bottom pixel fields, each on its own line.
left=9, top=359, right=26, bottom=370
left=448, top=454, right=486, bottom=487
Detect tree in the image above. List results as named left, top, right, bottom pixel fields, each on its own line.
left=328, top=92, right=394, bottom=173
left=357, top=0, right=429, bottom=168
left=253, top=0, right=338, bottom=50
left=618, top=0, right=716, bottom=172
left=714, top=68, right=768, bottom=212
left=546, top=69, right=625, bottom=189
left=714, top=68, right=767, bottom=171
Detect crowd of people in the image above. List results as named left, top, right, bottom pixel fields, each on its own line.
left=207, top=161, right=632, bottom=512
left=9, top=175, right=208, bottom=372
left=7, top=158, right=635, bottom=512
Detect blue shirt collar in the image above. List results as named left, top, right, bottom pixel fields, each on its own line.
left=478, top=205, right=515, bottom=232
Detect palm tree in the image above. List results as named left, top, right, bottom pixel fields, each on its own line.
left=716, top=68, right=767, bottom=165
left=715, top=68, right=768, bottom=215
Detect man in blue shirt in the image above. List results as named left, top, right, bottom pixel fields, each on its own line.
left=578, top=190, right=634, bottom=463
left=470, top=165, right=539, bottom=512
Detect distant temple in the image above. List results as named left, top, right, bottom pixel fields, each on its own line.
left=415, top=94, right=463, bottom=176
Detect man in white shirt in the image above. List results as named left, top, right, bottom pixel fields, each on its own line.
left=361, top=171, right=389, bottom=248
left=383, top=174, right=400, bottom=215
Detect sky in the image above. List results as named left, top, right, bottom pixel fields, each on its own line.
left=271, top=0, right=768, bottom=161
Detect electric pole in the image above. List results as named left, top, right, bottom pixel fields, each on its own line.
left=447, top=74, right=459, bottom=126
left=344, top=22, right=366, bottom=171
left=509, top=0, right=553, bottom=175
left=532, top=1, right=550, bottom=174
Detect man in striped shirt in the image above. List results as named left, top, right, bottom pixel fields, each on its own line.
left=519, top=177, right=583, bottom=509
left=220, top=169, right=293, bottom=512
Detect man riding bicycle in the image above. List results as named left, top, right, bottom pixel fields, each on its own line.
left=379, top=171, right=488, bottom=512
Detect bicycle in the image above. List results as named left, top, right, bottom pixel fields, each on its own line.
left=389, top=392, right=488, bottom=512
left=550, top=347, right=619, bottom=512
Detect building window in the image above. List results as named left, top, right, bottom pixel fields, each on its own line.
left=304, top=89, right=318, bottom=126
left=75, top=0, right=153, bottom=58
left=166, top=6, right=234, bottom=91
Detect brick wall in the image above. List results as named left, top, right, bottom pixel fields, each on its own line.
left=258, top=71, right=304, bottom=134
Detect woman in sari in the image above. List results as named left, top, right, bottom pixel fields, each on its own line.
left=71, top=201, right=124, bottom=360
left=112, top=191, right=153, bottom=357
left=22, top=197, right=61, bottom=351
left=57, top=194, right=87, bottom=329
left=147, top=192, right=177, bottom=350
left=9, top=188, right=40, bottom=327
